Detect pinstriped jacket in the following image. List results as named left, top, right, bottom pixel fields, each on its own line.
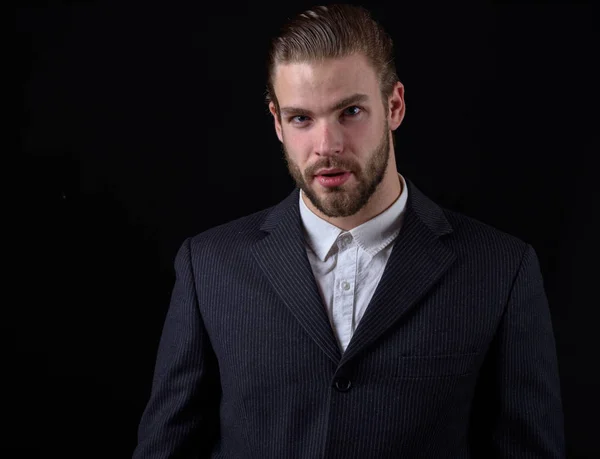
left=133, top=177, right=565, bottom=458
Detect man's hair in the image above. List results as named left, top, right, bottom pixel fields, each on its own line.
left=265, top=4, right=400, bottom=121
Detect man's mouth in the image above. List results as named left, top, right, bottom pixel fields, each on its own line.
left=315, top=168, right=349, bottom=177
left=314, top=170, right=352, bottom=187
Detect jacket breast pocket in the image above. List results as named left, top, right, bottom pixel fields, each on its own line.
left=393, top=352, right=478, bottom=379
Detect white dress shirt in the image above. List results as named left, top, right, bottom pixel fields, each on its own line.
left=299, top=172, right=409, bottom=353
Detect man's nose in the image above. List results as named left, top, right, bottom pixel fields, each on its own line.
left=315, top=121, right=344, bottom=156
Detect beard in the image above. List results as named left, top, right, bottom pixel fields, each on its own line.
left=281, top=120, right=391, bottom=218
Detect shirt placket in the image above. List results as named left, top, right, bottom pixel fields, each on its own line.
left=332, top=232, right=358, bottom=351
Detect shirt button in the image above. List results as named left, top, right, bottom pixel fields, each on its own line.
left=342, top=281, right=351, bottom=290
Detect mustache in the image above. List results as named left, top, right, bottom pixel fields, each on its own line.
left=280, top=144, right=357, bottom=176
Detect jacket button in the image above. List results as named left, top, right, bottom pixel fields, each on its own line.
left=334, top=377, right=352, bottom=392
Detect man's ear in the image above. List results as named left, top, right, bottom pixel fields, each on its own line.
left=269, top=101, right=283, bottom=143
left=388, top=81, right=406, bottom=131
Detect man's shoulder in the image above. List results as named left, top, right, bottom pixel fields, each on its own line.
left=441, top=206, right=531, bottom=257
left=407, top=178, right=530, bottom=258
left=188, top=203, right=276, bottom=248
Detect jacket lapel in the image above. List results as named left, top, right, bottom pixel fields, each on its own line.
left=251, top=177, right=456, bottom=367
left=340, top=179, right=456, bottom=365
left=251, top=189, right=342, bottom=364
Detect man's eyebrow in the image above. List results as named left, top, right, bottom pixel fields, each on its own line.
left=280, top=93, right=369, bottom=117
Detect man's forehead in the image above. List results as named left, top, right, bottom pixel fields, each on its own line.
left=273, top=55, right=379, bottom=109
left=274, top=54, right=375, bottom=86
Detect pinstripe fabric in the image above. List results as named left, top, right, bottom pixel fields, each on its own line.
left=132, top=176, right=565, bottom=458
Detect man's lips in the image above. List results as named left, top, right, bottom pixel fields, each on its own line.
left=314, top=168, right=350, bottom=176
left=314, top=170, right=352, bottom=187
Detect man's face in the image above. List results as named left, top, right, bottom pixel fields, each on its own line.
left=269, top=53, right=393, bottom=218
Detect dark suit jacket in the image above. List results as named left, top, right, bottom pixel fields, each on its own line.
left=133, top=177, right=565, bottom=458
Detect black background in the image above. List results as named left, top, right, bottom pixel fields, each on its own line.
left=15, top=1, right=598, bottom=457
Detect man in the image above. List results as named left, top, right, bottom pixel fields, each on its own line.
left=133, top=4, right=565, bottom=458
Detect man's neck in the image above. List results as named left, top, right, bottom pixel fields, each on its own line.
left=303, top=172, right=402, bottom=231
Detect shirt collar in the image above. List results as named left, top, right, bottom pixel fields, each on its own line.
left=299, top=172, right=409, bottom=262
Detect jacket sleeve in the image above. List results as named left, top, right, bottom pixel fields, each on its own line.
left=132, top=237, right=221, bottom=459
left=470, top=244, right=566, bottom=457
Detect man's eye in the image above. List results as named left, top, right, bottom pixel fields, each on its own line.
left=344, top=106, right=362, bottom=116
left=288, top=106, right=362, bottom=125
left=290, top=115, right=309, bottom=124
